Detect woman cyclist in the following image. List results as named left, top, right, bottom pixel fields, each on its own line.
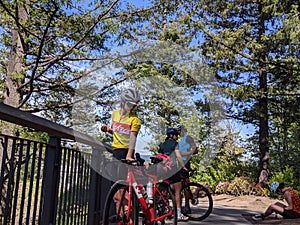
left=101, top=88, right=141, bottom=161
left=101, top=88, right=141, bottom=218
left=174, top=124, right=197, bottom=170
left=158, top=128, right=189, bottom=221
left=252, top=181, right=300, bottom=221
left=174, top=124, right=198, bottom=215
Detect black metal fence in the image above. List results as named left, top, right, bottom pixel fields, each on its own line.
left=0, top=134, right=106, bottom=225
left=0, top=134, right=46, bottom=225
left=56, top=147, right=91, bottom=225
left=0, top=103, right=112, bottom=225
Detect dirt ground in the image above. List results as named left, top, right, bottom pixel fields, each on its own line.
left=213, top=194, right=278, bottom=211
left=212, top=194, right=300, bottom=225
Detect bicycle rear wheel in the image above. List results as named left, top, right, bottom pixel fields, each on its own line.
left=154, top=182, right=177, bottom=225
left=180, top=182, right=213, bottom=221
left=103, top=181, right=139, bottom=225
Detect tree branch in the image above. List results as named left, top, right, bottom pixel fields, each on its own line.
left=23, top=74, right=129, bottom=113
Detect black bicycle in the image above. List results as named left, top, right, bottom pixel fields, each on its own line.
left=171, top=169, right=213, bottom=221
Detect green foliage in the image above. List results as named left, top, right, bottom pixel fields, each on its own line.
left=193, top=164, right=236, bottom=191
left=227, top=177, right=251, bottom=196
left=269, top=166, right=299, bottom=192
left=17, top=128, right=48, bottom=143
left=255, top=186, right=270, bottom=197
left=183, top=0, right=300, bottom=181
left=191, top=128, right=257, bottom=191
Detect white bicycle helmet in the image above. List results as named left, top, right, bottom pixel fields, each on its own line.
left=120, top=88, right=140, bottom=103
left=174, top=124, right=183, bottom=132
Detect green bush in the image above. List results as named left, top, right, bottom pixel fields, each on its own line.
left=227, top=177, right=251, bottom=196
left=191, top=163, right=237, bottom=191
left=269, top=166, right=299, bottom=195
left=255, top=185, right=270, bottom=197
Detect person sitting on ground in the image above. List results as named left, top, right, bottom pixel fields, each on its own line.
left=252, top=181, right=300, bottom=221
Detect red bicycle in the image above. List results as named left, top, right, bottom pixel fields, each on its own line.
left=103, top=155, right=177, bottom=225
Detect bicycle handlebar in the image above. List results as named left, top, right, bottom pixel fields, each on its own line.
left=150, top=156, right=163, bottom=164
left=120, top=154, right=163, bottom=167
left=121, top=159, right=138, bottom=165
left=119, top=153, right=146, bottom=167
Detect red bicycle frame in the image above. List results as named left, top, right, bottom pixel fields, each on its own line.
left=122, top=165, right=174, bottom=225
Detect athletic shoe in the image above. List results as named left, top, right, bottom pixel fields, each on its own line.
left=177, top=214, right=189, bottom=221
left=177, top=210, right=189, bottom=221
left=252, top=214, right=264, bottom=221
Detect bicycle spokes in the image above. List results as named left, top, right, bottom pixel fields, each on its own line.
left=181, top=182, right=213, bottom=221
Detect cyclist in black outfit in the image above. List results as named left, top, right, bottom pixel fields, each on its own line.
left=158, top=128, right=189, bottom=221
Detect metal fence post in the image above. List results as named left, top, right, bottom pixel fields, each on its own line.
left=40, top=135, right=62, bottom=225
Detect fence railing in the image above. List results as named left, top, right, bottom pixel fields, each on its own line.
left=0, top=103, right=112, bottom=225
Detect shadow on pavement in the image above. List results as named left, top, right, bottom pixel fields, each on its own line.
left=243, top=213, right=300, bottom=225
left=184, top=205, right=300, bottom=225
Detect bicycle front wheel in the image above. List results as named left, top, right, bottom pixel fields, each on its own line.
left=180, top=182, right=213, bottom=221
left=103, top=181, right=139, bottom=225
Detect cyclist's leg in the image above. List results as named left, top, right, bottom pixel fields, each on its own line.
left=181, top=161, right=191, bottom=210
left=113, top=187, right=128, bottom=216
left=112, top=149, right=129, bottom=218
left=183, top=185, right=192, bottom=210
left=155, top=182, right=177, bottom=225
left=180, top=182, right=213, bottom=221
left=169, top=170, right=188, bottom=221
left=173, top=181, right=182, bottom=214
left=103, top=181, right=138, bottom=225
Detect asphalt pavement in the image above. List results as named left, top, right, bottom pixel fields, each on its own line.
left=184, top=205, right=255, bottom=225
left=182, top=195, right=300, bottom=225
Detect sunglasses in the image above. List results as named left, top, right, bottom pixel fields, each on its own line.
left=126, top=102, right=137, bottom=108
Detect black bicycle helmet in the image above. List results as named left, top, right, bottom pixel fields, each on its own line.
left=120, top=88, right=140, bottom=103
left=166, top=128, right=179, bottom=135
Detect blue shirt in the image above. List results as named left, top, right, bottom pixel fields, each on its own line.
left=178, top=135, right=191, bottom=161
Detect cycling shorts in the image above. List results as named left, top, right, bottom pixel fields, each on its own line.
left=112, top=148, right=128, bottom=160
left=283, top=209, right=300, bottom=219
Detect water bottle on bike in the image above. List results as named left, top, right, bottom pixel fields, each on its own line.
left=146, top=180, right=153, bottom=204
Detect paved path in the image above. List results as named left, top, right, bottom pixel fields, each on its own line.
left=183, top=201, right=300, bottom=225
left=183, top=205, right=255, bottom=225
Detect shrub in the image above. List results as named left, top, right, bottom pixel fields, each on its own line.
left=215, top=181, right=230, bottom=194
left=268, top=166, right=299, bottom=197
left=269, top=166, right=296, bottom=189
left=227, top=177, right=251, bottom=196
left=255, top=185, right=270, bottom=197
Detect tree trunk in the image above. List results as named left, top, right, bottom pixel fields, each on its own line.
left=0, top=3, right=28, bottom=221
left=3, top=23, right=26, bottom=108
left=258, top=77, right=269, bottom=182
left=257, top=3, right=269, bottom=182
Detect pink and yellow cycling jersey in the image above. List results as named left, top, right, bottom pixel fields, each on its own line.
left=286, top=188, right=300, bottom=214
left=111, top=109, right=141, bottom=149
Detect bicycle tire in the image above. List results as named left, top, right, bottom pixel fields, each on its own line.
left=154, top=182, right=177, bottom=225
left=103, top=181, right=139, bottom=225
left=180, top=182, right=213, bottom=221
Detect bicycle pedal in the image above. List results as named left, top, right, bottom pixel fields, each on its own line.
left=191, top=198, right=198, bottom=205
